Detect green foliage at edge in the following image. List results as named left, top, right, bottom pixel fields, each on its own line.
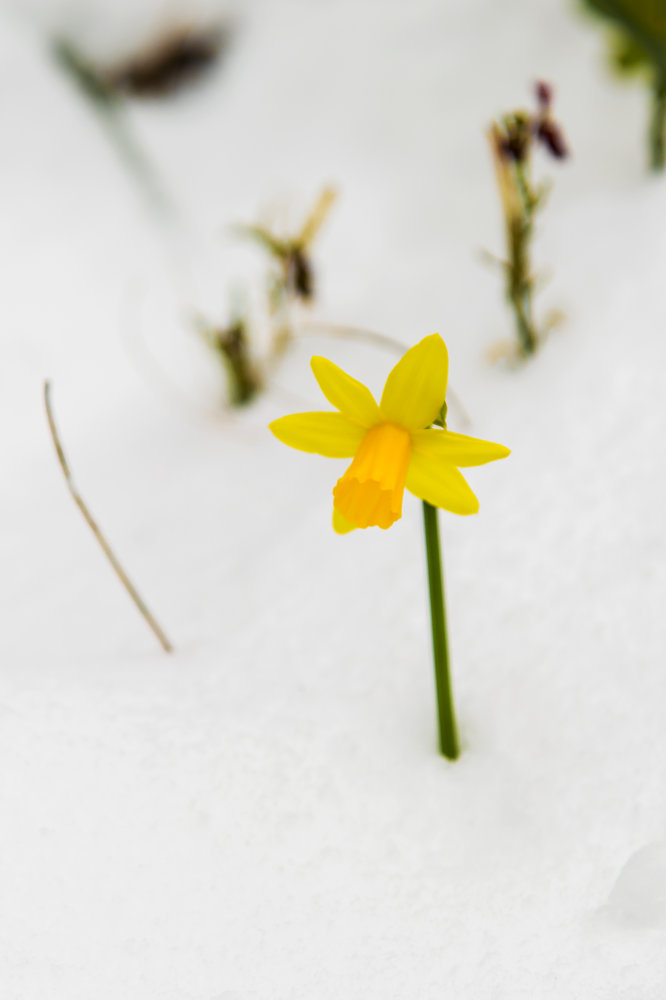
left=581, top=0, right=666, bottom=79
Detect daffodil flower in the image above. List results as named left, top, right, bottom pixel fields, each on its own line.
left=269, top=333, right=509, bottom=533
left=270, top=333, right=510, bottom=759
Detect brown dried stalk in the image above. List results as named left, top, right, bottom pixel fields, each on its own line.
left=44, top=381, right=173, bottom=653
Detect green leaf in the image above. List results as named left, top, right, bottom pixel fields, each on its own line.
left=581, top=0, right=666, bottom=79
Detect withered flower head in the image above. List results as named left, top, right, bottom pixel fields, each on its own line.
left=535, top=80, right=553, bottom=110
left=498, top=111, right=532, bottom=163
left=285, top=248, right=314, bottom=301
left=535, top=118, right=569, bottom=159
left=533, top=80, right=569, bottom=160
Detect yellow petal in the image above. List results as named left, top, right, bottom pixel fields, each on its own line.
left=310, top=356, right=380, bottom=428
left=332, top=506, right=358, bottom=534
left=411, top=428, right=510, bottom=467
left=269, top=412, right=365, bottom=457
left=379, top=334, right=449, bottom=430
left=406, top=449, right=479, bottom=515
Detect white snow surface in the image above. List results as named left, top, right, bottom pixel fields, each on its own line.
left=2, top=0, right=666, bottom=997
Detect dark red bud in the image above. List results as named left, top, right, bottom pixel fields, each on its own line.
left=536, top=119, right=568, bottom=159
left=535, top=80, right=553, bottom=109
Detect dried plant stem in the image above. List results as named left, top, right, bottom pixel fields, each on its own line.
left=104, top=110, right=171, bottom=215
left=488, top=89, right=569, bottom=359
left=43, top=381, right=173, bottom=654
left=294, top=319, right=407, bottom=356
left=507, top=218, right=537, bottom=355
left=650, top=75, right=666, bottom=171
left=54, top=40, right=171, bottom=216
left=506, top=163, right=538, bottom=356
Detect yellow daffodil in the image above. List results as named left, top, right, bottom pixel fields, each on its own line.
left=269, top=334, right=509, bottom=534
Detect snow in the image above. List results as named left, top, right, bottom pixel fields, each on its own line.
left=2, top=0, right=666, bottom=996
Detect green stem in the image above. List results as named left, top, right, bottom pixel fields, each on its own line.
left=649, top=76, right=666, bottom=172
left=509, top=273, right=537, bottom=356
left=514, top=161, right=534, bottom=218
left=54, top=39, right=171, bottom=216
left=507, top=171, right=538, bottom=356
left=422, top=501, right=460, bottom=760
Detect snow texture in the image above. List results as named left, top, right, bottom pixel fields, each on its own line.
left=2, top=0, right=666, bottom=997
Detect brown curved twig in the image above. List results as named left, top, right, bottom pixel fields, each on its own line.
left=43, top=381, right=173, bottom=654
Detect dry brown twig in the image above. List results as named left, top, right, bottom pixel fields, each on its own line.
left=43, top=381, right=173, bottom=654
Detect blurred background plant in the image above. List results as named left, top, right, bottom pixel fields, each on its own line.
left=234, top=187, right=337, bottom=352
left=194, top=302, right=262, bottom=407
left=487, top=82, right=568, bottom=358
left=580, top=0, right=666, bottom=170
left=53, top=21, right=229, bottom=213
left=176, top=188, right=337, bottom=412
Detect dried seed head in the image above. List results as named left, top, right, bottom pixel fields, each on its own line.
left=108, top=24, right=230, bottom=97
left=535, top=80, right=553, bottom=110
left=286, top=248, right=314, bottom=301
left=536, top=118, right=569, bottom=159
left=499, top=112, right=532, bottom=163
left=531, top=80, right=569, bottom=159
